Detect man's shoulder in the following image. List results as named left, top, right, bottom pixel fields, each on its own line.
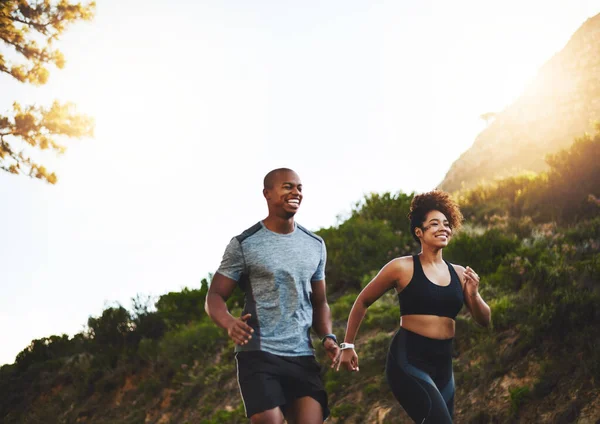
left=296, top=223, right=324, bottom=244
left=234, top=222, right=263, bottom=243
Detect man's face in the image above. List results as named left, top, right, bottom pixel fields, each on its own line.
left=264, top=170, right=303, bottom=218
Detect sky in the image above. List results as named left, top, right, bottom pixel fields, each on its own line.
left=1, top=0, right=598, bottom=366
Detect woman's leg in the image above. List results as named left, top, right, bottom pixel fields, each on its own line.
left=386, top=329, right=453, bottom=423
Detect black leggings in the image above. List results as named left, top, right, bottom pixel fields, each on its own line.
left=386, top=328, right=455, bottom=423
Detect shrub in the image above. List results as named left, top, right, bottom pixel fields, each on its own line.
left=488, top=295, right=517, bottom=330
left=159, top=322, right=227, bottom=371
left=155, top=283, right=209, bottom=329
left=509, top=385, right=530, bottom=416
left=330, top=402, right=362, bottom=420
left=318, top=211, right=413, bottom=294
left=362, top=291, right=400, bottom=332
left=330, top=293, right=359, bottom=322
left=445, top=229, right=520, bottom=275
left=200, top=402, right=246, bottom=424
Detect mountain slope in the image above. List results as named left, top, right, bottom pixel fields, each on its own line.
left=440, top=13, right=600, bottom=192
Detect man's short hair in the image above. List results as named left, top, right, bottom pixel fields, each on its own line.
left=263, top=168, right=296, bottom=189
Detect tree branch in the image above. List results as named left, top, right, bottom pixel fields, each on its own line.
left=1, top=14, right=53, bottom=33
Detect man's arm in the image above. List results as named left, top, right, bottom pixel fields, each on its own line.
left=311, top=279, right=340, bottom=364
left=311, top=279, right=333, bottom=338
left=205, top=273, right=253, bottom=345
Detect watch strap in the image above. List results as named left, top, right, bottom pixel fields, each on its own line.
left=321, top=333, right=337, bottom=345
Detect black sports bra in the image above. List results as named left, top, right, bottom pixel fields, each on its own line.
left=398, top=255, right=464, bottom=319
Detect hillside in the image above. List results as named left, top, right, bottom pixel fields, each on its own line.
left=1, top=127, right=599, bottom=423
left=439, top=13, right=600, bottom=192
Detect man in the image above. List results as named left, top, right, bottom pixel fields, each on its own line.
left=205, top=168, right=339, bottom=424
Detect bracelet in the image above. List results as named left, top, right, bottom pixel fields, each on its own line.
left=340, top=342, right=355, bottom=350
left=321, top=334, right=337, bottom=345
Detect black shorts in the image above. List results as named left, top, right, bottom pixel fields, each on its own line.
left=235, top=350, right=329, bottom=420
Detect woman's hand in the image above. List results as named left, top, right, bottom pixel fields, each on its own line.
left=336, top=348, right=359, bottom=372
left=463, top=266, right=480, bottom=297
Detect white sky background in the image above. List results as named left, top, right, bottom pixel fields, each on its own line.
left=1, top=0, right=598, bottom=365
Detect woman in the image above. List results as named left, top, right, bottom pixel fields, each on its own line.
left=337, top=190, right=491, bottom=423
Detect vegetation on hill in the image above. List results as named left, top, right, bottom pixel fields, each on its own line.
left=1, top=126, right=599, bottom=423
left=439, top=13, right=600, bottom=192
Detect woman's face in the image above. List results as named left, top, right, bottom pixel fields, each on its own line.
left=419, top=210, right=452, bottom=247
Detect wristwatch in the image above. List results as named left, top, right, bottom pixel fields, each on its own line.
left=321, top=334, right=337, bottom=345
left=339, top=342, right=355, bottom=350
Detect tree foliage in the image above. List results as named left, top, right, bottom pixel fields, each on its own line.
left=14, top=334, right=80, bottom=371
left=317, top=192, right=418, bottom=294
left=155, top=281, right=209, bottom=329
left=87, top=305, right=133, bottom=353
left=0, top=0, right=95, bottom=183
left=458, top=123, right=600, bottom=225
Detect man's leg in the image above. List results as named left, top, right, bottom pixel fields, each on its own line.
left=284, top=396, right=323, bottom=424
left=250, top=407, right=285, bottom=424
left=237, top=352, right=287, bottom=423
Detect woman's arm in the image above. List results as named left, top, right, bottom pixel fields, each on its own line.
left=337, top=257, right=408, bottom=371
left=454, top=265, right=491, bottom=327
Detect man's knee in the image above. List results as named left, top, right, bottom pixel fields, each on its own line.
left=250, top=407, right=285, bottom=424
left=286, top=396, right=323, bottom=424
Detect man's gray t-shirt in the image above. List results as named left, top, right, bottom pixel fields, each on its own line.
left=216, top=221, right=326, bottom=357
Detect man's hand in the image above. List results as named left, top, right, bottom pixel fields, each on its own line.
left=227, top=313, right=254, bottom=345
left=323, top=337, right=340, bottom=368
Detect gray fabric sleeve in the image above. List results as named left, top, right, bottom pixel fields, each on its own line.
left=311, top=240, right=327, bottom=282
left=216, top=237, right=245, bottom=282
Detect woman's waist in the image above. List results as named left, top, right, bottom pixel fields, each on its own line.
left=400, top=314, right=455, bottom=340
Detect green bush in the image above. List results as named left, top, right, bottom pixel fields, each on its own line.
left=362, top=291, right=400, bottom=332
left=445, top=229, right=520, bottom=275
left=363, top=380, right=383, bottom=398
left=318, top=217, right=406, bottom=294
left=509, top=385, right=530, bottom=416
left=200, top=402, right=246, bottom=424
left=358, top=332, right=392, bottom=378
left=15, top=334, right=82, bottom=372
left=155, top=283, right=209, bottom=329
left=330, top=402, right=362, bottom=420
left=330, top=293, right=359, bottom=322
left=159, top=322, right=227, bottom=371
left=137, top=375, right=162, bottom=399
left=488, top=295, right=517, bottom=330
left=532, top=360, right=560, bottom=398
left=323, top=368, right=351, bottom=394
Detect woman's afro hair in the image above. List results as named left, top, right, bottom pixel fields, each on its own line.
left=408, top=190, right=463, bottom=242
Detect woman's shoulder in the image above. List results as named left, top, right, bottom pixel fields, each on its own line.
left=447, top=261, right=465, bottom=274
left=390, top=255, right=415, bottom=268
left=382, top=255, right=415, bottom=282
